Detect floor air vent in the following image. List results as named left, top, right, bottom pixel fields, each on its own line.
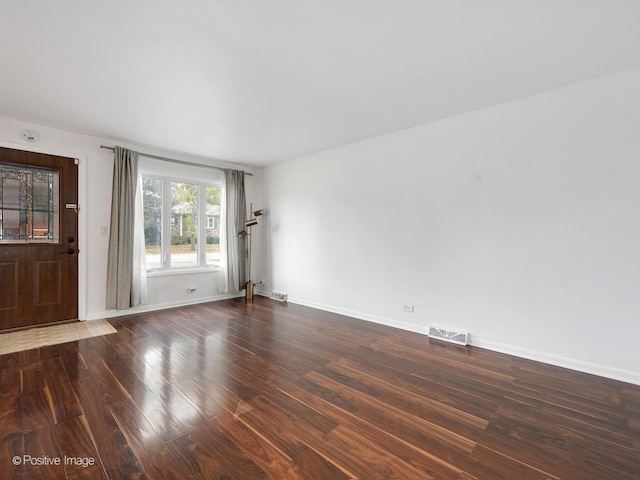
left=270, top=292, right=288, bottom=302
left=428, top=326, right=468, bottom=346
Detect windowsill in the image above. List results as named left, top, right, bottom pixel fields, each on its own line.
left=146, top=266, right=221, bottom=277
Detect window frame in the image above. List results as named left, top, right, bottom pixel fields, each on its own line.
left=142, top=173, right=221, bottom=274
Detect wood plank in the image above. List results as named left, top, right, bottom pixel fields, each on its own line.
left=188, top=414, right=270, bottom=480
left=272, top=376, right=464, bottom=479
left=164, top=432, right=229, bottom=480
left=0, top=434, right=24, bottom=480
left=54, top=415, right=108, bottom=480
left=106, top=458, right=149, bottom=480
left=0, top=365, right=22, bottom=400
left=65, top=347, right=137, bottom=474
left=20, top=387, right=54, bottom=432
left=304, top=370, right=478, bottom=454
left=43, top=356, right=82, bottom=425
left=0, top=400, right=22, bottom=443
left=22, top=425, right=66, bottom=480
left=109, top=399, right=193, bottom=479
left=214, top=412, right=307, bottom=480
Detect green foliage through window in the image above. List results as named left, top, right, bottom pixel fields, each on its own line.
left=142, top=175, right=221, bottom=270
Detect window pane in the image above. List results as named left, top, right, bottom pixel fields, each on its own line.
left=206, top=185, right=221, bottom=267
left=0, top=163, right=58, bottom=243
left=171, top=182, right=198, bottom=267
left=143, top=178, right=163, bottom=269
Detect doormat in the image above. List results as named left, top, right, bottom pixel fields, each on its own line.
left=0, top=319, right=116, bottom=356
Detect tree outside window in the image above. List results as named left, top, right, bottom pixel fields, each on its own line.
left=142, top=175, right=220, bottom=270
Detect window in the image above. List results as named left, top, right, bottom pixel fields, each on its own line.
left=205, top=185, right=221, bottom=266
left=142, top=178, right=162, bottom=269
left=142, top=175, right=221, bottom=271
left=171, top=181, right=198, bottom=267
left=0, top=163, right=59, bottom=243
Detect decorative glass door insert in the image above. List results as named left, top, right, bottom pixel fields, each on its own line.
left=0, top=162, right=59, bottom=243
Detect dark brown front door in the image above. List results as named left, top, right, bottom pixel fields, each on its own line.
left=0, top=147, right=78, bottom=331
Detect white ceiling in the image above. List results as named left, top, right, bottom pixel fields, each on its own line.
left=1, top=1, right=640, bottom=167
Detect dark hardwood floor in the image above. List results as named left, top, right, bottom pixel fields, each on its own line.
left=1, top=297, right=639, bottom=479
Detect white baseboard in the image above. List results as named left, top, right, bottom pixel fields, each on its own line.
left=287, top=296, right=430, bottom=335
left=86, top=292, right=244, bottom=321
left=470, top=337, right=640, bottom=386
left=254, top=288, right=270, bottom=298
left=285, top=296, right=640, bottom=386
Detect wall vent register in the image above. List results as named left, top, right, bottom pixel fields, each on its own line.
left=428, top=325, right=469, bottom=346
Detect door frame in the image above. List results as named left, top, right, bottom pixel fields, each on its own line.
left=0, top=140, right=87, bottom=321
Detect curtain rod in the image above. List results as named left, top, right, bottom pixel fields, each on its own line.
left=99, top=145, right=253, bottom=176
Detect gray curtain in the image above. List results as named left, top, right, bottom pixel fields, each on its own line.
left=221, top=169, right=247, bottom=293
left=106, top=146, right=146, bottom=309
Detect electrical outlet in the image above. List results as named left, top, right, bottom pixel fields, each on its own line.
left=186, top=287, right=196, bottom=293
left=402, top=304, right=414, bottom=313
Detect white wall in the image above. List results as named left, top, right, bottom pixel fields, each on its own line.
left=0, top=116, right=259, bottom=320
left=261, top=69, right=640, bottom=385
